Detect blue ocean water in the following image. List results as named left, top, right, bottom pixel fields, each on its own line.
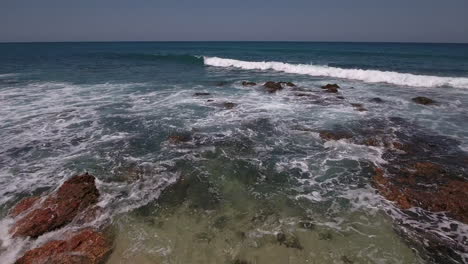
left=0, top=42, right=468, bottom=263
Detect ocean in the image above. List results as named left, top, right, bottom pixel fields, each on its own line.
left=0, top=42, right=467, bottom=263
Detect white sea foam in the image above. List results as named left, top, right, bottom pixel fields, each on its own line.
left=204, top=56, right=468, bottom=88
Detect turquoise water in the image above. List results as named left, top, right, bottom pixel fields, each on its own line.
left=0, top=42, right=467, bottom=263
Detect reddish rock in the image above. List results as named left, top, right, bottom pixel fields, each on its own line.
left=263, top=82, right=283, bottom=93
left=168, top=134, right=192, bottom=144
left=9, top=197, right=40, bottom=217
left=373, top=164, right=468, bottom=223
left=15, top=228, right=112, bottom=264
left=319, top=131, right=353, bottom=141
left=10, top=174, right=99, bottom=238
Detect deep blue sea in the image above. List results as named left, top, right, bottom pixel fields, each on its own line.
left=0, top=42, right=467, bottom=263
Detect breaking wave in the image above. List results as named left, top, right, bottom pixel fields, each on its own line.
left=203, top=56, right=468, bottom=88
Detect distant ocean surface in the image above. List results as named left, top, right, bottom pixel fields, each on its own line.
left=1, top=42, right=468, bottom=263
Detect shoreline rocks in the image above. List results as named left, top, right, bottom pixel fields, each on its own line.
left=10, top=173, right=100, bottom=238
left=15, top=228, right=112, bottom=264
left=263, top=81, right=283, bottom=93
left=242, top=81, right=256, bottom=86
left=321, top=84, right=340, bottom=93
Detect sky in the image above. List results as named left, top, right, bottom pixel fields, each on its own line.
left=1, top=0, right=467, bottom=43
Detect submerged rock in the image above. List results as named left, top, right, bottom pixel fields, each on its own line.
left=223, top=102, right=237, bottom=109
left=194, top=92, right=211, bottom=96
left=350, top=103, right=368, bottom=112
left=15, top=228, right=112, bottom=264
left=370, top=97, right=384, bottom=103
left=412, top=96, right=436, bottom=105
left=279, top=81, right=296, bottom=87
left=168, top=134, right=192, bottom=144
left=319, top=130, right=353, bottom=141
left=10, top=173, right=100, bottom=238
left=321, top=84, right=340, bottom=93
left=242, top=81, right=256, bottom=86
left=263, top=82, right=283, bottom=93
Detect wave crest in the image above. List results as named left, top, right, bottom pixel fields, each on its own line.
left=203, top=56, right=468, bottom=88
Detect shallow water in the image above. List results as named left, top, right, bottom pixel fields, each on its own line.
left=0, top=42, right=467, bottom=263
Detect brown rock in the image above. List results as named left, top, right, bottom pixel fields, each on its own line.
left=223, top=102, right=237, bottom=109
left=319, top=131, right=353, bottom=141
left=15, top=228, right=112, bottom=264
left=242, top=81, right=256, bottom=86
left=10, top=174, right=100, bottom=238
left=168, top=134, right=192, bottom=144
left=412, top=96, right=436, bottom=105
left=9, top=197, right=40, bottom=217
left=373, top=164, right=468, bottom=223
left=263, top=82, right=283, bottom=93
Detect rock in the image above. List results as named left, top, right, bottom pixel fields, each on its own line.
left=223, top=102, right=237, bottom=109
left=370, top=97, right=384, bottom=103
left=10, top=173, right=100, bottom=238
left=321, top=83, right=340, bottom=93
left=373, top=164, right=468, bottom=223
left=350, top=103, right=368, bottom=112
left=276, top=232, right=302, bottom=250
left=279, top=81, right=296, bottom=87
left=242, top=81, right=256, bottom=86
left=412, top=96, right=436, bottom=105
left=168, top=134, right=192, bottom=144
left=336, top=96, right=345, bottom=100
left=194, top=92, right=211, bottom=96
left=263, top=82, right=283, bottom=93
left=15, top=228, right=112, bottom=264
left=321, top=84, right=340, bottom=89
left=319, top=131, right=353, bottom=141
left=207, top=99, right=214, bottom=102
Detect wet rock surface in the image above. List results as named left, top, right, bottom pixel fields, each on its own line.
left=15, top=228, right=112, bottom=264
left=321, top=83, right=340, bottom=93
left=242, top=81, right=256, bottom=86
left=412, top=96, right=436, bottom=105
left=263, top=82, right=283, bottom=93
left=10, top=173, right=100, bottom=238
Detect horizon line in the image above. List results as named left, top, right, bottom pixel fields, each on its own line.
left=1, top=40, right=468, bottom=45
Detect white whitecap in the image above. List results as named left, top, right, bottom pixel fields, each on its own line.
left=203, top=56, right=468, bottom=88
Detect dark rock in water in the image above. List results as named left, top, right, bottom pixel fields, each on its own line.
left=223, top=102, right=237, bottom=109
left=319, top=131, right=353, bottom=141
left=336, top=96, right=345, bottom=100
left=168, top=134, right=192, bottom=144
left=194, top=92, right=211, bottom=96
left=263, top=81, right=283, bottom=93
left=242, top=81, right=256, bottom=86
left=370, top=97, right=384, bottom=103
left=321, top=84, right=340, bottom=89
left=279, top=81, right=296, bottom=87
left=276, top=232, right=303, bottom=250
left=15, top=228, right=112, bottom=264
left=9, top=173, right=100, bottom=238
left=318, top=232, right=333, bottom=240
left=412, top=96, right=436, bottom=105
left=350, top=103, right=368, bottom=112
left=341, top=256, right=354, bottom=264
left=207, top=99, right=214, bottom=102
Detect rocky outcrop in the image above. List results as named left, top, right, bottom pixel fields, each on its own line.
left=373, top=162, right=468, bottom=223
left=168, top=134, right=192, bottom=144
left=412, top=96, right=435, bottom=105
left=321, top=84, right=340, bottom=93
left=10, top=173, right=100, bottom=238
left=15, top=228, right=112, bottom=264
left=223, top=102, right=237, bottom=109
left=263, top=82, right=283, bottom=93
left=242, top=81, right=256, bottom=86
left=319, top=130, right=352, bottom=141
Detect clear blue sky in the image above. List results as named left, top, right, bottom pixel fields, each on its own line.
left=1, top=0, right=467, bottom=43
